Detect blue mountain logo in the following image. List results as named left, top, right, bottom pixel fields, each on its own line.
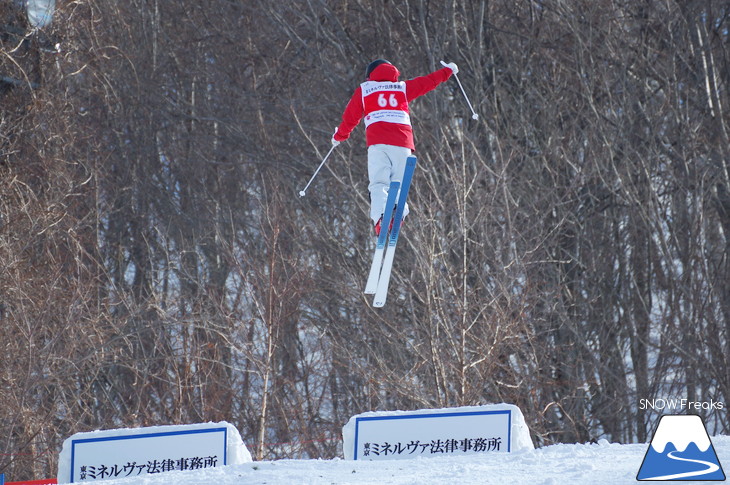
left=637, top=414, right=725, bottom=481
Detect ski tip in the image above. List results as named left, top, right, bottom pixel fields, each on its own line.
left=373, top=299, right=386, bottom=308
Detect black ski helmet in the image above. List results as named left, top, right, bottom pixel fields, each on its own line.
left=365, top=59, right=391, bottom=78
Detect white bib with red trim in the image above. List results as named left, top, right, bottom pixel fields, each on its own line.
left=361, top=81, right=411, bottom=127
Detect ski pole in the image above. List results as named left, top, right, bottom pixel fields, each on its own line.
left=441, top=60, right=479, bottom=120
left=299, top=144, right=336, bottom=197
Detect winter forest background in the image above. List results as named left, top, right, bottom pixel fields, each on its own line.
left=1, top=0, right=729, bottom=480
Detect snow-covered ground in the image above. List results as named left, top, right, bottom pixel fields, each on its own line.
left=74, top=435, right=729, bottom=485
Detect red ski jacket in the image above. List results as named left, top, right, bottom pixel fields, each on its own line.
left=334, top=63, right=452, bottom=150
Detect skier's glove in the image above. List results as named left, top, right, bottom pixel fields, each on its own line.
left=441, top=61, right=459, bottom=75
left=331, top=128, right=341, bottom=147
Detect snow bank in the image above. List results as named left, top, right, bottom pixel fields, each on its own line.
left=66, top=436, right=730, bottom=485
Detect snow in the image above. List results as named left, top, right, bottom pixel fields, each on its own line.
left=64, top=435, right=730, bottom=485
left=26, top=0, right=55, bottom=28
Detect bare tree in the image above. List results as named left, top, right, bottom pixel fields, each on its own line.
left=1, top=0, right=729, bottom=479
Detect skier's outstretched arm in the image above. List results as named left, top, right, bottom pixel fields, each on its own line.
left=405, top=66, right=454, bottom=101
left=334, top=86, right=364, bottom=143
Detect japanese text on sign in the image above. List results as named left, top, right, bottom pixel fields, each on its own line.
left=363, top=436, right=502, bottom=457
left=78, top=455, right=218, bottom=481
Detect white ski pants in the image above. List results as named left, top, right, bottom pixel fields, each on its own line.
left=367, top=144, right=411, bottom=224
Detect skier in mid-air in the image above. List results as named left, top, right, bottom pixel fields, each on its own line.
left=331, top=59, right=458, bottom=236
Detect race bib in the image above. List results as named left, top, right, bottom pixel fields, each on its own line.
left=361, top=81, right=411, bottom=127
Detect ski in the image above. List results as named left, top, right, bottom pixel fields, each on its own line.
left=365, top=181, right=401, bottom=294
left=372, top=155, right=417, bottom=307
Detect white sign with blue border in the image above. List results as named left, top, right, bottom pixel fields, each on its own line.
left=70, top=427, right=226, bottom=482
left=342, top=403, right=533, bottom=461
left=57, top=422, right=251, bottom=483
